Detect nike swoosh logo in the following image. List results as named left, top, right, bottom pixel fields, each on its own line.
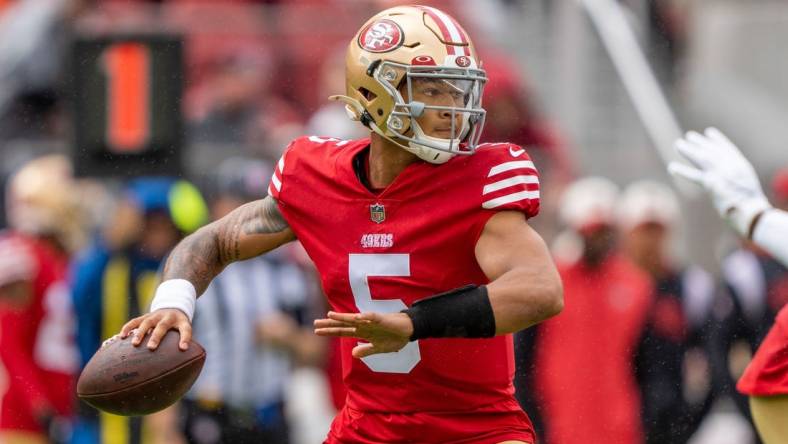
left=509, top=146, right=525, bottom=157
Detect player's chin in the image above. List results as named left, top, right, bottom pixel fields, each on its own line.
left=430, top=130, right=453, bottom=139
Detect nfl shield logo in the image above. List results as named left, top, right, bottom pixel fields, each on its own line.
left=370, top=203, right=385, bottom=224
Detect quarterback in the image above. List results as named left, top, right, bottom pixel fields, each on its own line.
left=671, top=128, right=788, bottom=444
left=121, top=6, right=563, bottom=443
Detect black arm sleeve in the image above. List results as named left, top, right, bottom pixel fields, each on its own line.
left=402, top=285, right=496, bottom=340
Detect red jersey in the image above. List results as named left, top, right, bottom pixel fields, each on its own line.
left=0, top=232, right=78, bottom=432
left=269, top=136, right=540, bottom=441
left=738, top=304, right=788, bottom=396
left=535, top=255, right=653, bottom=444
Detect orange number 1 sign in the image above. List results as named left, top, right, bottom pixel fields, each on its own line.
left=101, top=42, right=151, bottom=153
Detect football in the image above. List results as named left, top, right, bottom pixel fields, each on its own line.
left=77, top=330, right=205, bottom=416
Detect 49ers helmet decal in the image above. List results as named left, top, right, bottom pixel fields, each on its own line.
left=358, top=19, right=404, bottom=53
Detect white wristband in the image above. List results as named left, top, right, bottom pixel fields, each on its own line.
left=150, top=279, right=197, bottom=322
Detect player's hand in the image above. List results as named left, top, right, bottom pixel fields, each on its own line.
left=669, top=127, right=771, bottom=237
left=119, top=308, right=192, bottom=351
left=314, top=311, right=413, bottom=358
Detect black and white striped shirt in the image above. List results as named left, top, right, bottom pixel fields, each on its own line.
left=187, top=249, right=314, bottom=409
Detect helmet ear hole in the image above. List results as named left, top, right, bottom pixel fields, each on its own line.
left=359, top=88, right=377, bottom=101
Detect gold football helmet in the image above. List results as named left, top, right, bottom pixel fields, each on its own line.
left=333, top=5, right=487, bottom=164
left=6, top=155, right=88, bottom=252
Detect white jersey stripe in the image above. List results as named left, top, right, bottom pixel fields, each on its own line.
left=488, top=160, right=536, bottom=177
left=267, top=184, right=274, bottom=197
left=270, top=171, right=282, bottom=192
left=482, top=190, right=540, bottom=209
left=483, top=175, right=539, bottom=195
left=277, top=157, right=285, bottom=173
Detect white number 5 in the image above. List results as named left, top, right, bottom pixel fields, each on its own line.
left=348, top=254, right=420, bottom=373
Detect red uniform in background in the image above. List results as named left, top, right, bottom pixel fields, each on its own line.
left=738, top=304, right=788, bottom=396
left=269, top=136, right=541, bottom=443
left=0, top=232, right=78, bottom=433
left=535, top=255, right=653, bottom=444
left=737, top=167, right=788, bottom=397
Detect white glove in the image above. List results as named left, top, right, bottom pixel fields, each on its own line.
left=668, top=127, right=771, bottom=238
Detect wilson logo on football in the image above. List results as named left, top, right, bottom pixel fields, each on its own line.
left=358, top=19, right=404, bottom=53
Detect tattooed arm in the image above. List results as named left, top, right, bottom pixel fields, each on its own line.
left=120, top=196, right=295, bottom=350
left=163, top=196, right=294, bottom=294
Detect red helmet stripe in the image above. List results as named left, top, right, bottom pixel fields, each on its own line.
left=447, top=15, right=472, bottom=56
left=419, top=6, right=461, bottom=56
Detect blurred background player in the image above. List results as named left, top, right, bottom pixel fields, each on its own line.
left=177, top=157, right=328, bottom=444
left=532, top=177, right=652, bottom=444
left=618, top=180, right=716, bottom=443
left=702, top=165, right=788, bottom=441
left=671, top=128, right=788, bottom=444
left=71, top=178, right=208, bottom=444
left=0, top=155, right=84, bottom=444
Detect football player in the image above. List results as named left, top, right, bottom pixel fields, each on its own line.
left=618, top=181, right=715, bottom=443
left=0, top=155, right=84, bottom=444
left=671, top=128, right=788, bottom=444
left=534, top=177, right=653, bottom=443
left=120, top=6, right=563, bottom=443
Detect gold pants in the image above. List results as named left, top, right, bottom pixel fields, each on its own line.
left=750, top=395, right=788, bottom=444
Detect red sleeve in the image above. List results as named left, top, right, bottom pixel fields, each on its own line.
left=267, top=139, right=299, bottom=203
left=737, top=305, right=788, bottom=396
left=476, top=143, right=541, bottom=218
